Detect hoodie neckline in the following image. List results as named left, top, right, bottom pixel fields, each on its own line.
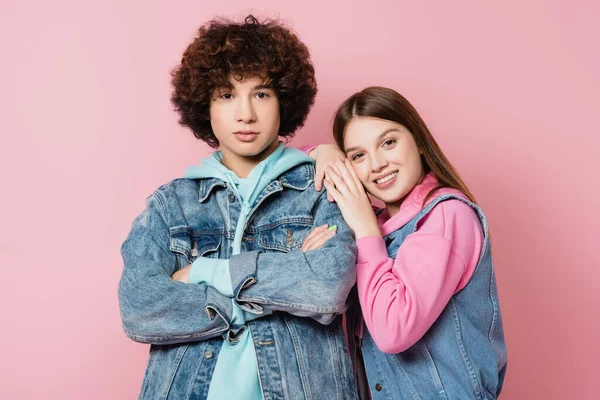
left=378, top=173, right=466, bottom=237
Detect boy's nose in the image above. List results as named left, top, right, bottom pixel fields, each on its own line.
left=236, top=98, right=256, bottom=123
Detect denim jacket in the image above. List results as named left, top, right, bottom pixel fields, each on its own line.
left=361, top=194, right=507, bottom=400
left=118, top=162, right=359, bottom=399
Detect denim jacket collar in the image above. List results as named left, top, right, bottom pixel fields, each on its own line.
left=197, top=163, right=314, bottom=203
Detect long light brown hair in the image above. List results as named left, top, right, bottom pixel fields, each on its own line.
left=333, top=86, right=476, bottom=205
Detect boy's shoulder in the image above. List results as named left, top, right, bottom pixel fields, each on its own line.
left=146, top=178, right=206, bottom=207
left=152, top=177, right=201, bottom=195
left=276, top=162, right=315, bottom=191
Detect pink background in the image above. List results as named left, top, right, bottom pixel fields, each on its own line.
left=1, top=0, right=598, bottom=398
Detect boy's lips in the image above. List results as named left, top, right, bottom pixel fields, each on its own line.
left=234, top=130, right=259, bottom=142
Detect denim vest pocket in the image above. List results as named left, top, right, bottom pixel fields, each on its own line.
left=415, top=340, right=448, bottom=399
left=169, top=225, right=221, bottom=266
left=388, top=340, right=448, bottom=400
left=256, top=221, right=312, bottom=253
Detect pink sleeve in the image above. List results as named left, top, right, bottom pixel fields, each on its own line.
left=298, top=144, right=317, bottom=155
left=355, top=200, right=483, bottom=354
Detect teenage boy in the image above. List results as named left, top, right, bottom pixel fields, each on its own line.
left=119, top=15, right=358, bottom=399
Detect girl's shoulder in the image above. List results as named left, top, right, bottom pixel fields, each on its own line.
left=416, top=195, right=483, bottom=243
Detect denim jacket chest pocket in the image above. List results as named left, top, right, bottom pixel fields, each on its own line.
left=168, top=226, right=222, bottom=267
left=254, top=219, right=313, bottom=253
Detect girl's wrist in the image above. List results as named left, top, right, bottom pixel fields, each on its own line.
left=307, top=144, right=319, bottom=160
left=353, top=225, right=382, bottom=240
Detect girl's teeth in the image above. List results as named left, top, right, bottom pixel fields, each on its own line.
left=377, top=172, right=397, bottom=184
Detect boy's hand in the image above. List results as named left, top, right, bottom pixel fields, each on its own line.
left=172, top=264, right=191, bottom=283
left=309, top=144, right=346, bottom=202
left=301, top=223, right=337, bottom=252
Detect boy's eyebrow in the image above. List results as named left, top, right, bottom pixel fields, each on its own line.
left=344, top=128, right=399, bottom=153
left=254, top=84, right=274, bottom=90
left=214, top=83, right=234, bottom=91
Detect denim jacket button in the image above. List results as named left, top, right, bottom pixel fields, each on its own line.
left=228, top=193, right=235, bottom=203
left=204, top=350, right=213, bottom=359
left=375, top=383, right=382, bottom=391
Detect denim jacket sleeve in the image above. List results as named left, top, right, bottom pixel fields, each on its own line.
left=118, top=193, right=233, bottom=345
left=229, top=190, right=357, bottom=324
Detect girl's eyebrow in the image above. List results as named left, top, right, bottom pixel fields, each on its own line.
left=345, top=128, right=400, bottom=153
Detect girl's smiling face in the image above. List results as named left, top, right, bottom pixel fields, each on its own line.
left=343, top=116, right=424, bottom=215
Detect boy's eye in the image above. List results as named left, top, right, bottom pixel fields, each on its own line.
left=255, top=92, right=269, bottom=99
left=220, top=93, right=233, bottom=100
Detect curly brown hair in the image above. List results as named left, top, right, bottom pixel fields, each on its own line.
left=171, top=15, right=317, bottom=147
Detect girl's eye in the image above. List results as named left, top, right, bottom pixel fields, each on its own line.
left=382, top=139, right=396, bottom=148
left=350, top=152, right=364, bottom=161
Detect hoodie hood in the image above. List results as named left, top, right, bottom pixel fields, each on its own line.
left=184, top=142, right=313, bottom=207
left=184, top=142, right=313, bottom=255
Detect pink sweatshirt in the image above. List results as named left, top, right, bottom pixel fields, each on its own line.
left=297, top=145, right=484, bottom=354
left=356, top=173, right=483, bottom=354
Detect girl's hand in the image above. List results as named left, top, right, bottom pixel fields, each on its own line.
left=308, top=144, right=346, bottom=201
left=323, top=159, right=381, bottom=239
left=301, top=223, right=337, bottom=252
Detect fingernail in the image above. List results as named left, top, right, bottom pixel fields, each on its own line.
left=328, top=225, right=337, bottom=231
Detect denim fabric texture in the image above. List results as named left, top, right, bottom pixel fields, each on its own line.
left=119, top=161, right=359, bottom=400
left=361, top=194, right=507, bottom=400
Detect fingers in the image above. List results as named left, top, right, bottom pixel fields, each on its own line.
left=344, top=159, right=366, bottom=194
left=171, top=264, right=191, bottom=283
left=315, top=163, right=325, bottom=191
left=301, top=224, right=328, bottom=251
left=323, top=178, right=343, bottom=203
left=335, top=158, right=361, bottom=194
left=305, top=227, right=336, bottom=251
left=311, top=144, right=347, bottom=192
left=316, top=157, right=346, bottom=192
left=325, top=165, right=353, bottom=196
left=302, top=225, right=337, bottom=252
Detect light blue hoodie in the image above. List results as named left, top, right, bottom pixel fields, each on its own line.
left=183, top=142, right=313, bottom=400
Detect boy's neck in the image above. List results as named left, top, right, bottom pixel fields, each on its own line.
left=221, top=157, right=259, bottom=179
left=220, top=140, right=280, bottom=178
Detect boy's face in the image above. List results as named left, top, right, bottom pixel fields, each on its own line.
left=209, top=76, right=281, bottom=176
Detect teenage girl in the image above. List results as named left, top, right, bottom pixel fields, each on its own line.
left=308, top=86, right=507, bottom=399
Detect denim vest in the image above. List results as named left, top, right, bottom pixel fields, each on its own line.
left=361, top=194, right=507, bottom=400
left=119, top=163, right=359, bottom=399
